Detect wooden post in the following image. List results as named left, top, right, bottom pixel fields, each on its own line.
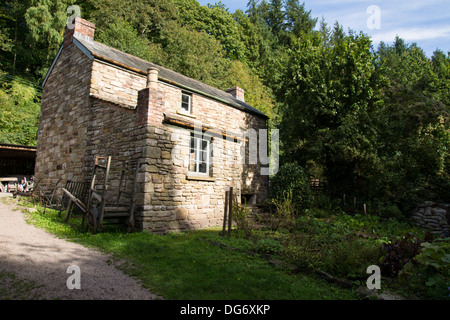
left=353, top=197, right=356, bottom=208
left=228, top=187, right=233, bottom=238
left=363, top=203, right=367, bottom=215
left=343, top=194, right=346, bottom=207
left=222, top=190, right=229, bottom=236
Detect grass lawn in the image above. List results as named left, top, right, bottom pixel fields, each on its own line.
left=13, top=197, right=358, bottom=300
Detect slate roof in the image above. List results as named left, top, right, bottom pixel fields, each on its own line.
left=73, top=37, right=268, bottom=119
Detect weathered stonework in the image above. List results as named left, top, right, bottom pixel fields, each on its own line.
left=411, top=202, right=450, bottom=235
left=36, top=18, right=269, bottom=233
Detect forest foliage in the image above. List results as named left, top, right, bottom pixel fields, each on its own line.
left=0, top=0, right=449, bottom=209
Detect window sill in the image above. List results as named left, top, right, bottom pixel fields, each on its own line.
left=177, top=110, right=197, bottom=119
left=186, top=175, right=215, bottom=182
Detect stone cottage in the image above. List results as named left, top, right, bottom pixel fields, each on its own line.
left=35, top=17, right=270, bottom=233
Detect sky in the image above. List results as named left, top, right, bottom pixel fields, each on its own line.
left=197, top=0, right=450, bottom=57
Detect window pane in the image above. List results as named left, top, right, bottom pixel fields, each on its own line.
left=201, top=139, right=208, bottom=151
left=199, top=162, right=207, bottom=173
left=189, top=136, right=210, bottom=174
left=189, top=137, right=197, bottom=172
left=200, top=150, right=208, bottom=162
left=181, top=93, right=190, bottom=112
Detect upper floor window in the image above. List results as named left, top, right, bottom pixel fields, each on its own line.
left=181, top=92, right=191, bottom=114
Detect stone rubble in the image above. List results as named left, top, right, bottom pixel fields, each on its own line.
left=411, top=201, right=450, bottom=236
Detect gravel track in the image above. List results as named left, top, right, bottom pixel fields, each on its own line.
left=0, top=194, right=159, bottom=300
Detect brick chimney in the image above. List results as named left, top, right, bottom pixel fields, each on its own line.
left=226, top=86, right=245, bottom=102
left=64, top=17, right=96, bottom=46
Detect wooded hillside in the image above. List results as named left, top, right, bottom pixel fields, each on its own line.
left=1, top=0, right=448, bottom=209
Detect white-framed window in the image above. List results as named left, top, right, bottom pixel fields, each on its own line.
left=181, top=92, right=191, bottom=114
left=189, top=134, right=211, bottom=175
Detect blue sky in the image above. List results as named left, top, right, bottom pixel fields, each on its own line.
left=197, top=0, right=450, bottom=57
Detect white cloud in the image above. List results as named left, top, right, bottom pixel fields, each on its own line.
left=370, top=26, right=450, bottom=43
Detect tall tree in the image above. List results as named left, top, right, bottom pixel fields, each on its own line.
left=0, top=72, right=41, bottom=146
left=284, top=0, right=317, bottom=38
left=86, top=0, right=178, bottom=42
left=375, top=39, right=450, bottom=204
left=24, top=0, right=73, bottom=78
left=267, top=0, right=284, bottom=41
left=0, top=0, right=32, bottom=75
left=280, top=29, right=384, bottom=197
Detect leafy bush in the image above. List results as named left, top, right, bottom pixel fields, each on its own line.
left=380, top=204, right=403, bottom=219
left=280, top=234, right=328, bottom=270
left=399, top=238, right=450, bottom=299
left=310, top=193, right=343, bottom=217
left=322, top=238, right=384, bottom=279
left=266, top=190, right=297, bottom=232
left=380, top=234, right=423, bottom=277
left=255, top=238, right=284, bottom=255
left=232, top=197, right=254, bottom=238
left=414, top=239, right=450, bottom=296
left=270, top=163, right=311, bottom=214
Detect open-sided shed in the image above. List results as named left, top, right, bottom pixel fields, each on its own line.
left=0, top=143, right=36, bottom=177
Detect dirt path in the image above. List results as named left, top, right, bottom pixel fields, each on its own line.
left=0, top=194, right=159, bottom=300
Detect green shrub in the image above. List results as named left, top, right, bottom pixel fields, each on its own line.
left=309, top=208, right=332, bottom=219
left=322, top=238, right=384, bottom=279
left=270, top=163, right=311, bottom=214
left=367, top=200, right=403, bottom=219
left=256, top=238, right=284, bottom=255
left=310, top=193, right=343, bottom=217
left=267, top=190, right=297, bottom=232
left=232, top=198, right=255, bottom=238
left=281, top=234, right=328, bottom=270
left=414, top=239, right=450, bottom=298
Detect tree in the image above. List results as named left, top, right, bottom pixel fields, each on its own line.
left=374, top=39, right=450, bottom=205
left=267, top=0, right=284, bottom=41
left=280, top=29, right=384, bottom=197
left=24, top=0, right=73, bottom=77
left=0, top=72, right=41, bottom=146
left=160, top=25, right=231, bottom=89
left=284, top=0, right=317, bottom=38
left=0, top=0, right=32, bottom=75
left=175, top=0, right=245, bottom=61
left=95, top=17, right=165, bottom=65
left=86, top=0, right=178, bottom=42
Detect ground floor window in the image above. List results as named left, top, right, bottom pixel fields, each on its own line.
left=189, top=134, right=211, bottom=175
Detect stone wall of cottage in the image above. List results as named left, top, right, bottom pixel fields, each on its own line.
left=90, top=60, right=146, bottom=108
left=37, top=46, right=269, bottom=233
left=35, top=43, right=92, bottom=192
left=134, top=80, right=269, bottom=233
left=84, top=98, right=142, bottom=204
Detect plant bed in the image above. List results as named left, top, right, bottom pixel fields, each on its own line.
left=231, top=196, right=448, bottom=300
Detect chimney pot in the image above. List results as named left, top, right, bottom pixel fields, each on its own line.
left=147, top=68, right=159, bottom=89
